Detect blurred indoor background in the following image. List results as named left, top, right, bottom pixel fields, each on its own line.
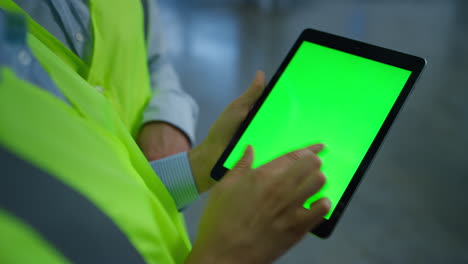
left=157, top=0, right=468, bottom=263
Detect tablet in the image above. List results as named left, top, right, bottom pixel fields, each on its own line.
left=211, top=28, right=426, bottom=238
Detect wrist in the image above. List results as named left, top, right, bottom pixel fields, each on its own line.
left=188, top=142, right=217, bottom=193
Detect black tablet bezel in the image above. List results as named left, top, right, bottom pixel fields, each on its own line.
left=210, top=28, right=426, bottom=238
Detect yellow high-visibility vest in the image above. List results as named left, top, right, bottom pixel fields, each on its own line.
left=0, top=0, right=191, bottom=263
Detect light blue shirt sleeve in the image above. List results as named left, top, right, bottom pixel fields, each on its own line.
left=150, top=152, right=199, bottom=211
left=143, top=0, right=199, bottom=144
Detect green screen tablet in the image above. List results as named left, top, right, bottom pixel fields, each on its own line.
left=211, top=29, right=426, bottom=238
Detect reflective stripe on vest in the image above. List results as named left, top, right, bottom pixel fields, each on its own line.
left=0, top=146, right=145, bottom=263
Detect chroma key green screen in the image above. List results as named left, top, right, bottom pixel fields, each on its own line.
left=223, top=41, right=412, bottom=219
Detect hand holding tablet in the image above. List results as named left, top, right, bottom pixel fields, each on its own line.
left=211, top=28, right=426, bottom=238
left=190, top=143, right=330, bottom=264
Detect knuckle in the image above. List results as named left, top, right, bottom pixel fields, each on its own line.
left=315, top=171, right=326, bottom=187
left=287, top=150, right=302, bottom=161
left=311, top=154, right=322, bottom=168
left=235, top=159, right=250, bottom=169
left=294, top=154, right=315, bottom=174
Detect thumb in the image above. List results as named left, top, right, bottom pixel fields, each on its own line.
left=231, top=145, right=254, bottom=175
left=236, top=71, right=266, bottom=108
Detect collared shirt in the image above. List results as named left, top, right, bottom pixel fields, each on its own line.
left=0, top=3, right=199, bottom=210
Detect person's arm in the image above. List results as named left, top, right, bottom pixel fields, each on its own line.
left=148, top=70, right=268, bottom=209
left=137, top=0, right=199, bottom=161
left=138, top=0, right=200, bottom=209
left=187, top=145, right=330, bottom=264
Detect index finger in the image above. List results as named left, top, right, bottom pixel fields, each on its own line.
left=259, top=144, right=324, bottom=173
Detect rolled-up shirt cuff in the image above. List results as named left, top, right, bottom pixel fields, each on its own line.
left=149, top=152, right=199, bottom=211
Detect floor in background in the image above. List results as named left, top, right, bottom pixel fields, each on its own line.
left=158, top=0, right=468, bottom=263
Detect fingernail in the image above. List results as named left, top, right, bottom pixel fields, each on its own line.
left=245, top=144, right=254, bottom=153
left=255, top=71, right=265, bottom=85
left=255, top=71, right=261, bottom=84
